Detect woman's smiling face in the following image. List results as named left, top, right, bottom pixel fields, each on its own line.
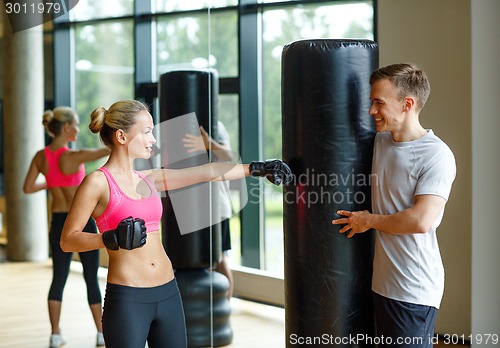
left=126, top=111, right=156, bottom=159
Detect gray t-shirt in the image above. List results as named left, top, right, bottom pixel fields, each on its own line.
left=371, top=130, right=456, bottom=308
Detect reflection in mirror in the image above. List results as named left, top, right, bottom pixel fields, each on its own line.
left=56, top=1, right=374, bottom=346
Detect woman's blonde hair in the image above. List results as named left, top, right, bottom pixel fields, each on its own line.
left=42, top=106, right=77, bottom=137
left=89, top=100, right=150, bottom=147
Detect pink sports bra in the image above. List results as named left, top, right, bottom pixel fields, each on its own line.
left=44, top=146, right=85, bottom=189
left=95, top=167, right=162, bottom=233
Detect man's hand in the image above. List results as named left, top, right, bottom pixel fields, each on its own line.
left=183, top=126, right=209, bottom=153
left=332, top=210, right=371, bottom=238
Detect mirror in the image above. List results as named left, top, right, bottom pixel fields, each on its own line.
left=0, top=0, right=374, bottom=346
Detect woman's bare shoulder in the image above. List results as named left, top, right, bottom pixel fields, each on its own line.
left=30, top=149, right=48, bottom=170
left=80, top=169, right=107, bottom=189
left=33, top=149, right=46, bottom=162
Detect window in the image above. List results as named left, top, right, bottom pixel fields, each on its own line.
left=156, top=11, right=238, bottom=78
left=71, top=0, right=134, bottom=21
left=74, top=20, right=134, bottom=172
left=155, top=0, right=237, bottom=12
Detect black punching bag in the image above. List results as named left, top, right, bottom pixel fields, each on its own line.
left=282, top=39, right=378, bottom=346
left=159, top=69, right=221, bottom=269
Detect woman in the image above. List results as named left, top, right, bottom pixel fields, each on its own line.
left=23, top=107, right=110, bottom=347
left=60, top=100, right=292, bottom=348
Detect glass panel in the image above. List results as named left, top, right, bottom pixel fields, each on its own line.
left=262, top=1, right=374, bottom=274
left=74, top=20, right=134, bottom=172
left=156, top=14, right=209, bottom=74
left=208, top=11, right=238, bottom=78
left=71, top=0, right=134, bottom=21
left=155, top=7, right=220, bottom=345
left=156, top=11, right=238, bottom=78
left=155, top=0, right=237, bottom=13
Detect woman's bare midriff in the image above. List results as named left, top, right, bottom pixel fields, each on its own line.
left=106, top=231, right=175, bottom=287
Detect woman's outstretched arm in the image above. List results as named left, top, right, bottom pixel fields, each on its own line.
left=145, top=160, right=292, bottom=192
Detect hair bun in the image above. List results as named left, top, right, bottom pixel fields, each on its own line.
left=42, top=110, right=54, bottom=126
left=89, top=106, right=107, bottom=134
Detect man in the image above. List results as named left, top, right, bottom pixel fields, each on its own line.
left=332, top=63, right=456, bottom=347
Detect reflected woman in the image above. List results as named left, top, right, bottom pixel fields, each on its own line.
left=23, top=107, right=110, bottom=347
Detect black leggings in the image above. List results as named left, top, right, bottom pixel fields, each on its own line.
left=48, top=213, right=102, bottom=305
left=102, top=280, right=187, bottom=348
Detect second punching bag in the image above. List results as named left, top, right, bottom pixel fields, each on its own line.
left=159, top=69, right=221, bottom=269
left=158, top=69, right=233, bottom=347
left=282, top=39, right=378, bottom=346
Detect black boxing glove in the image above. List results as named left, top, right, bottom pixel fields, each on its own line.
left=102, top=216, right=147, bottom=251
left=118, top=217, right=147, bottom=250
left=249, top=159, right=293, bottom=186
left=102, top=229, right=119, bottom=250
